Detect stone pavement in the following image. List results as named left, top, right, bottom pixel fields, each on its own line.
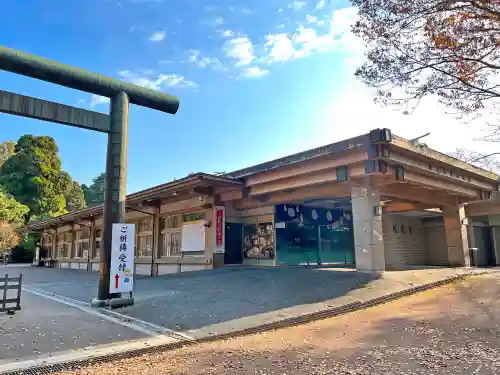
left=1, top=264, right=497, bottom=373
left=51, top=273, right=500, bottom=375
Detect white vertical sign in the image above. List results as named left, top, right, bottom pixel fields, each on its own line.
left=109, top=223, right=135, bottom=294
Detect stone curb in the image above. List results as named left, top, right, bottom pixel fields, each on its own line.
left=0, top=272, right=482, bottom=375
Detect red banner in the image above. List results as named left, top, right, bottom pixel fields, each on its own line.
left=215, top=209, right=224, bottom=246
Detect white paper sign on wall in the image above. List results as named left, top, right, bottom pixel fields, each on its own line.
left=181, top=221, right=206, bottom=252
left=109, top=223, right=135, bottom=294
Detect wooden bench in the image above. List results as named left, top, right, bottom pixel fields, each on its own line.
left=1, top=273, right=22, bottom=313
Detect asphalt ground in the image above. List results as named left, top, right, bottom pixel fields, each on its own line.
left=54, top=273, right=500, bottom=375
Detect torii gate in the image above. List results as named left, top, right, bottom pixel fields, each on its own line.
left=0, top=46, right=179, bottom=307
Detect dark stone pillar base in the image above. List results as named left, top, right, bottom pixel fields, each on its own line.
left=213, top=253, right=225, bottom=268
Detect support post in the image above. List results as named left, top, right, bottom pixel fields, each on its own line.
left=351, top=185, right=386, bottom=273
left=442, top=205, right=470, bottom=267
left=152, top=205, right=161, bottom=276
left=89, top=218, right=96, bottom=271
left=92, top=91, right=130, bottom=307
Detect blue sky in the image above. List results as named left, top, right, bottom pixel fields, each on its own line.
left=0, top=0, right=493, bottom=193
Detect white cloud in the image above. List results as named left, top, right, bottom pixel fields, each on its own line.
left=90, top=95, right=110, bottom=108
left=329, top=7, right=364, bottom=55
left=330, top=7, right=358, bottom=35
left=315, top=0, right=326, bottom=10
left=184, top=7, right=360, bottom=80
left=240, top=67, right=269, bottom=79
left=158, top=74, right=198, bottom=88
left=218, top=29, right=234, bottom=38
left=203, top=17, right=225, bottom=27
left=290, top=1, right=306, bottom=11
left=199, top=57, right=224, bottom=70
left=265, top=34, right=296, bottom=62
left=306, top=15, right=318, bottom=24
left=149, top=31, right=165, bottom=42
left=241, top=7, right=255, bottom=14
left=315, top=79, right=499, bottom=157
left=294, top=26, right=335, bottom=55
left=213, top=17, right=224, bottom=26
left=187, top=49, right=201, bottom=63
left=261, top=7, right=361, bottom=64
left=224, top=36, right=255, bottom=66
left=118, top=70, right=197, bottom=90
left=186, top=49, right=225, bottom=71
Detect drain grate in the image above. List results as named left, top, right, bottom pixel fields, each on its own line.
left=2, top=340, right=189, bottom=375
left=2, top=273, right=477, bottom=375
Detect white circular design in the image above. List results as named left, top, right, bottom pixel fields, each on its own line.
left=326, top=211, right=333, bottom=221
left=287, top=207, right=296, bottom=217
left=311, top=209, right=318, bottom=220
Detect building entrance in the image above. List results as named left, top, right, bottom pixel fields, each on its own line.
left=274, top=202, right=354, bottom=266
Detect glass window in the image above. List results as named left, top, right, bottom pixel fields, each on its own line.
left=139, top=219, right=153, bottom=232
left=74, top=229, right=90, bottom=258
left=161, top=215, right=182, bottom=230
left=161, top=231, right=182, bottom=257
left=94, top=229, right=102, bottom=258
left=183, top=211, right=206, bottom=223
left=137, top=234, right=153, bottom=257
left=57, top=234, right=64, bottom=258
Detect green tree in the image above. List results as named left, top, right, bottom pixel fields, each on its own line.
left=0, top=141, right=15, bottom=168
left=82, top=172, right=105, bottom=207
left=0, top=190, right=30, bottom=223
left=0, top=191, right=29, bottom=256
left=351, top=0, right=500, bottom=136
left=66, top=181, right=86, bottom=212
left=0, top=222, right=20, bottom=255
left=0, top=135, right=72, bottom=223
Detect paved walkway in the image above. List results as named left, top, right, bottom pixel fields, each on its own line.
left=0, top=265, right=150, bottom=365
left=52, top=272, right=500, bottom=374
left=1, top=264, right=497, bottom=372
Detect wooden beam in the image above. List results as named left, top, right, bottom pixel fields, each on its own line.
left=390, top=134, right=498, bottom=182
left=219, top=188, right=244, bottom=202
left=74, top=220, right=93, bottom=228
left=382, top=201, right=437, bottom=213
left=234, top=183, right=351, bottom=210
left=380, top=183, right=456, bottom=207
left=249, top=163, right=365, bottom=196
left=245, top=151, right=367, bottom=186
left=389, top=150, right=496, bottom=191
left=0, top=90, right=110, bottom=133
left=465, top=201, right=500, bottom=217
left=403, top=170, right=480, bottom=198
left=193, top=186, right=214, bottom=196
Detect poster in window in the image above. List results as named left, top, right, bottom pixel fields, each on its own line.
left=243, top=222, right=275, bottom=259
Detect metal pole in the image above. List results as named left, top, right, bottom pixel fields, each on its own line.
left=92, top=91, right=129, bottom=306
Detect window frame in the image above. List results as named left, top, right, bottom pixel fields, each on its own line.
left=93, top=228, right=102, bottom=259
left=75, top=228, right=90, bottom=258
left=160, top=214, right=183, bottom=257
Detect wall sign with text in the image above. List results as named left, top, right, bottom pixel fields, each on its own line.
left=213, top=206, right=225, bottom=253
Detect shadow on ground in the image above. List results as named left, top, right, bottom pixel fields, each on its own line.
left=118, top=267, right=380, bottom=331
left=6, top=266, right=380, bottom=332
left=57, top=274, right=500, bottom=375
